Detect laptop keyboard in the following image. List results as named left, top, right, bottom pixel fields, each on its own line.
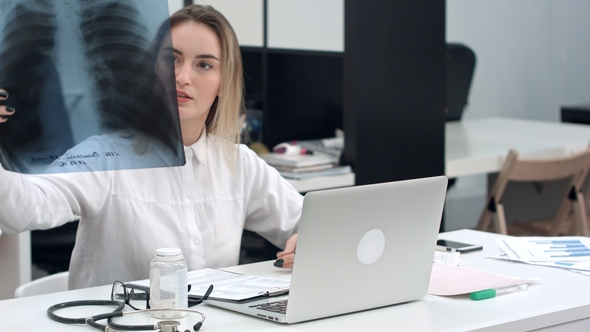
left=249, top=299, right=288, bottom=314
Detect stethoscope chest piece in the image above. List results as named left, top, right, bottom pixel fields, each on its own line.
left=157, top=320, right=180, bottom=332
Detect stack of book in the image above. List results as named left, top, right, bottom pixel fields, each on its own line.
left=259, top=152, right=352, bottom=180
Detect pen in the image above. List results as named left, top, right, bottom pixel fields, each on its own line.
left=259, top=287, right=290, bottom=297
left=470, top=284, right=528, bottom=301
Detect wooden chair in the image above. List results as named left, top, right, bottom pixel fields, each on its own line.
left=477, top=148, right=590, bottom=236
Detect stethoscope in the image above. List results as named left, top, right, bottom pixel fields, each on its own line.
left=47, top=286, right=213, bottom=332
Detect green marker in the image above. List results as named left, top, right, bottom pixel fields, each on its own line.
left=470, top=284, right=529, bottom=301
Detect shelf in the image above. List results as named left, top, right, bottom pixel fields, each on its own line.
left=287, top=172, right=355, bottom=193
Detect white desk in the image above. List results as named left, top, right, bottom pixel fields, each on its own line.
left=446, top=117, right=590, bottom=177
left=1, top=229, right=589, bottom=331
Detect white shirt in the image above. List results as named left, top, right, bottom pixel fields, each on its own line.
left=0, top=132, right=303, bottom=289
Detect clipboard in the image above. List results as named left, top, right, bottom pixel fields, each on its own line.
left=187, top=268, right=291, bottom=301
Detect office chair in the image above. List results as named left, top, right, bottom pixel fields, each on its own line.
left=445, top=43, right=476, bottom=121
left=444, top=43, right=477, bottom=229
left=477, top=148, right=590, bottom=236
left=14, top=271, right=69, bottom=298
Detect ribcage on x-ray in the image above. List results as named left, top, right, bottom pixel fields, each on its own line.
left=77, top=0, right=180, bottom=151
left=0, top=0, right=56, bottom=100
left=0, top=0, right=74, bottom=167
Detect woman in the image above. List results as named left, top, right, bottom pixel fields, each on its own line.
left=0, top=4, right=300, bottom=289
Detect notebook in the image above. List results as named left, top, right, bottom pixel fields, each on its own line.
left=206, top=175, right=448, bottom=323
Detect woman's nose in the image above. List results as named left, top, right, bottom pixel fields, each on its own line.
left=176, top=64, right=191, bottom=85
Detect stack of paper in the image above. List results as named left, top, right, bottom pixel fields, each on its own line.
left=494, top=237, right=590, bottom=275
left=259, top=152, right=351, bottom=180
left=428, top=262, right=538, bottom=296
left=428, top=252, right=539, bottom=296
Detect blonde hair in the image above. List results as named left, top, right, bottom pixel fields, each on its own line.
left=170, top=4, right=244, bottom=167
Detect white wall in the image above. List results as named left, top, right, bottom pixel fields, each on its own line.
left=167, top=0, right=185, bottom=15
left=194, top=0, right=264, bottom=47
left=447, top=0, right=590, bottom=122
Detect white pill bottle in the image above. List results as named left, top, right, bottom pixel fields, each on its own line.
left=149, top=247, right=188, bottom=318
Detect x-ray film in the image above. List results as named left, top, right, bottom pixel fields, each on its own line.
left=0, top=0, right=184, bottom=174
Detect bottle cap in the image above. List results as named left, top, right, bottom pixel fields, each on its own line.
left=155, top=248, right=182, bottom=261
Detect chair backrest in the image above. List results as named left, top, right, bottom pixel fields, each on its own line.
left=490, top=148, right=590, bottom=203
left=14, top=271, right=69, bottom=298
left=481, top=147, right=590, bottom=235
left=446, top=43, right=476, bottom=121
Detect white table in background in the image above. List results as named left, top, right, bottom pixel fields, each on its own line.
left=446, top=117, right=590, bottom=178
left=291, top=118, right=590, bottom=192
left=1, top=229, right=589, bottom=331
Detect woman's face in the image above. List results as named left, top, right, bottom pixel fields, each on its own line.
left=162, top=21, right=222, bottom=127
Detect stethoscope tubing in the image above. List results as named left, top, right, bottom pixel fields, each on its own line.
left=47, top=300, right=125, bottom=325
left=48, top=300, right=205, bottom=331
left=110, top=309, right=206, bottom=331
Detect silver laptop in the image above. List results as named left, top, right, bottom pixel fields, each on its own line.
left=206, top=175, right=448, bottom=323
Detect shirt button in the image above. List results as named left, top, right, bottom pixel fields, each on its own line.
left=193, top=239, right=200, bottom=245
left=186, top=193, right=192, bottom=198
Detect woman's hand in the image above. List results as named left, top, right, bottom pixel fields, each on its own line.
left=0, top=89, right=16, bottom=123
left=274, top=233, right=298, bottom=268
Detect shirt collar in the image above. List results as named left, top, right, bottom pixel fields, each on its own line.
left=185, top=128, right=207, bottom=165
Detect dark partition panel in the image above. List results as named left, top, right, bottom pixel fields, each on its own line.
left=266, top=52, right=343, bottom=148
left=342, top=0, right=446, bottom=185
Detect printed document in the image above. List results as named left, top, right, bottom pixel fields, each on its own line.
left=187, top=268, right=290, bottom=301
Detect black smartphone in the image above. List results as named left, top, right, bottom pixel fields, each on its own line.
left=436, top=239, right=483, bottom=253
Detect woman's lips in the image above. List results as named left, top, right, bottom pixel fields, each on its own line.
left=176, top=90, right=192, bottom=103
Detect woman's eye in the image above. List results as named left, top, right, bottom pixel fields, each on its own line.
left=198, top=62, right=213, bottom=70
left=161, top=54, right=177, bottom=64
